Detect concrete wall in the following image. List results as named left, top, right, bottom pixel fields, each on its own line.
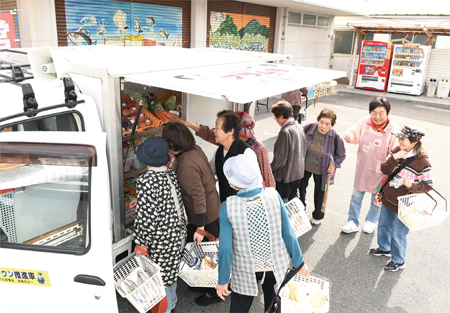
left=17, top=0, right=57, bottom=47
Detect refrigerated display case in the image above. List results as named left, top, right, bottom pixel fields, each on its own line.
left=387, top=44, right=431, bottom=95
left=355, top=41, right=393, bottom=91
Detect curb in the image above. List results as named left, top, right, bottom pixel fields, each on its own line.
left=336, top=88, right=450, bottom=109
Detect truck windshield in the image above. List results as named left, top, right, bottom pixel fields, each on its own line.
left=0, top=143, right=95, bottom=254
left=1, top=112, right=83, bottom=132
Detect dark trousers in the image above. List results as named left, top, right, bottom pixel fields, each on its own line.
left=230, top=271, right=276, bottom=313
left=299, top=171, right=325, bottom=220
left=293, top=105, right=300, bottom=121
left=276, top=180, right=300, bottom=202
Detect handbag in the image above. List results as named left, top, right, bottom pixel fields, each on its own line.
left=374, top=155, right=415, bottom=206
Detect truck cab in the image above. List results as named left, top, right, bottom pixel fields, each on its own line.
left=0, top=50, right=118, bottom=312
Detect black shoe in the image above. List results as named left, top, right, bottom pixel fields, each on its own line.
left=369, top=248, right=391, bottom=257
left=194, top=291, right=222, bottom=306
left=384, top=261, right=405, bottom=272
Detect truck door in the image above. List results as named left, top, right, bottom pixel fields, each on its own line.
left=0, top=132, right=118, bottom=313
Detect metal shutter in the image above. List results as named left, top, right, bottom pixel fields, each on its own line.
left=55, top=0, right=190, bottom=48
left=207, top=1, right=276, bottom=53
left=426, top=49, right=450, bottom=81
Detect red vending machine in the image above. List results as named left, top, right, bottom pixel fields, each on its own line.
left=355, top=41, right=393, bottom=91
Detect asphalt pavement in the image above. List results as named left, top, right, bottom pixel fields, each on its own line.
left=118, top=91, right=450, bottom=313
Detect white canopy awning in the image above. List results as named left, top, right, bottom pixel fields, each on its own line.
left=123, top=62, right=346, bottom=103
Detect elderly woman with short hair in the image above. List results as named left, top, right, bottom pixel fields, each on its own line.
left=341, top=97, right=399, bottom=234
left=162, top=122, right=220, bottom=245
left=299, top=108, right=346, bottom=225
left=271, top=100, right=307, bottom=202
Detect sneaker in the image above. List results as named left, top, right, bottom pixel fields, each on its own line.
left=369, top=248, right=391, bottom=257
left=341, top=221, right=359, bottom=233
left=363, top=221, right=376, bottom=234
left=384, top=261, right=405, bottom=272
left=310, top=218, right=321, bottom=225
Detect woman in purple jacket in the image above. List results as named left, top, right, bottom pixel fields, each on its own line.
left=299, top=108, right=346, bottom=225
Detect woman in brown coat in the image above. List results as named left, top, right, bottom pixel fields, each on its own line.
left=162, top=122, right=221, bottom=243
left=162, top=122, right=222, bottom=306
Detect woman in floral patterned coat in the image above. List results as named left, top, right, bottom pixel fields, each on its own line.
left=130, top=136, right=187, bottom=313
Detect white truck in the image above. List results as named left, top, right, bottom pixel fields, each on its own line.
left=0, top=46, right=345, bottom=313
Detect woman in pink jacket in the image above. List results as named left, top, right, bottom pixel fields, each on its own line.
left=341, top=97, right=399, bottom=234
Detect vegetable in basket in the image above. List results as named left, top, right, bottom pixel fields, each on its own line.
left=163, top=95, right=177, bottom=111
left=149, top=99, right=164, bottom=112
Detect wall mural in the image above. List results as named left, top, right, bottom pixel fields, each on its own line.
left=64, top=0, right=182, bottom=47
left=209, top=12, right=269, bottom=52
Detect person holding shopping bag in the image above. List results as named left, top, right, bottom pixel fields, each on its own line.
left=130, top=136, right=187, bottom=313
left=216, top=154, right=309, bottom=312
left=369, top=125, right=432, bottom=272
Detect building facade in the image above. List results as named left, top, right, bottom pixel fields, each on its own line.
left=4, top=0, right=364, bottom=70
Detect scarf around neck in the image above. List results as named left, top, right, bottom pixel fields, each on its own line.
left=367, top=117, right=390, bottom=134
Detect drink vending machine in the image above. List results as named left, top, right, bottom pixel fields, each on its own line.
left=387, top=44, right=431, bottom=95
left=355, top=41, right=393, bottom=91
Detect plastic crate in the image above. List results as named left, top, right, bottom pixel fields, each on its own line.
left=113, top=253, right=166, bottom=313
left=122, top=105, right=162, bottom=137
left=398, top=187, right=448, bottom=231
left=280, top=273, right=331, bottom=313
left=178, top=241, right=219, bottom=288
left=285, top=198, right=312, bottom=238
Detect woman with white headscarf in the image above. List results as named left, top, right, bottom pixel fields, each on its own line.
left=215, top=154, right=309, bottom=313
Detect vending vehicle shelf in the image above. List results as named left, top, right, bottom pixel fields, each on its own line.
left=122, top=126, right=164, bottom=141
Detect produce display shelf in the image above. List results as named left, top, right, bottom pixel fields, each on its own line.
left=122, top=126, right=164, bottom=141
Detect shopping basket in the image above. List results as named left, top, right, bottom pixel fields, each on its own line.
left=285, top=198, right=312, bottom=238
left=178, top=240, right=219, bottom=288
left=113, top=250, right=166, bottom=313
left=279, top=273, right=331, bottom=313
left=398, top=186, right=448, bottom=231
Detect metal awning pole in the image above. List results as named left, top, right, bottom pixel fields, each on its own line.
left=348, top=33, right=359, bottom=88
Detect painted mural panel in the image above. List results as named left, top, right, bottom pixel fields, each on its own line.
left=64, top=0, right=182, bottom=47
left=209, top=11, right=269, bottom=52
